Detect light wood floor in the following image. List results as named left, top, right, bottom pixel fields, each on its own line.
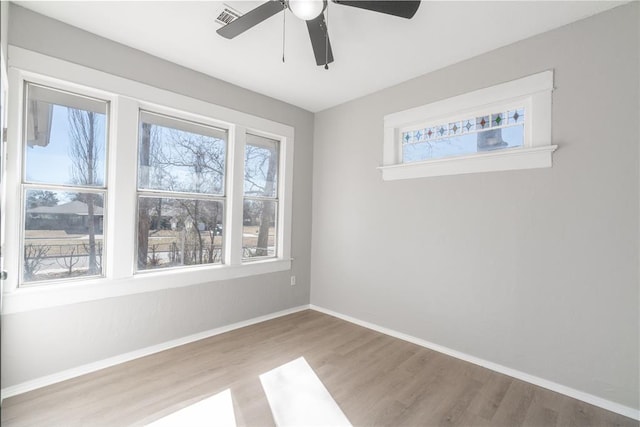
left=1, top=310, right=637, bottom=427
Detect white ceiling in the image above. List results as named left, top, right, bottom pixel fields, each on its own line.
left=15, top=1, right=623, bottom=112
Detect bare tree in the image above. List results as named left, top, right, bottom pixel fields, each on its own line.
left=68, top=109, right=102, bottom=274
left=177, top=199, right=223, bottom=265
left=24, top=244, right=50, bottom=280
left=137, top=126, right=225, bottom=266
left=245, top=143, right=278, bottom=256
left=83, top=241, right=103, bottom=271
left=161, top=130, right=225, bottom=194
left=56, top=246, right=81, bottom=276
left=177, top=199, right=203, bottom=265
left=138, top=123, right=153, bottom=269
left=27, top=190, right=59, bottom=209
left=257, top=150, right=276, bottom=256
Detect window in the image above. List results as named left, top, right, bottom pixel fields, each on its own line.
left=401, top=107, right=525, bottom=163
left=21, top=83, right=109, bottom=283
left=136, top=111, right=227, bottom=271
left=243, top=134, right=279, bottom=259
left=3, top=47, right=294, bottom=312
left=380, top=71, right=557, bottom=180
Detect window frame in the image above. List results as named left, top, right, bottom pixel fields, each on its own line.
left=20, top=82, right=111, bottom=285
left=3, top=46, right=294, bottom=314
left=380, top=71, right=557, bottom=180
left=242, top=133, right=281, bottom=261
left=134, top=109, right=230, bottom=272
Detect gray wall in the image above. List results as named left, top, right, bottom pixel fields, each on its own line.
left=1, top=5, right=314, bottom=388
left=311, top=2, right=639, bottom=409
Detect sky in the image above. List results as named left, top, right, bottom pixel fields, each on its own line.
left=25, top=104, right=107, bottom=190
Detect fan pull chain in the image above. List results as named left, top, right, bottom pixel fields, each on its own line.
left=324, top=2, right=329, bottom=70
left=282, top=7, right=286, bottom=63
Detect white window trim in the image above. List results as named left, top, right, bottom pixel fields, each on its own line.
left=2, top=46, right=294, bottom=314
left=380, top=70, right=557, bottom=180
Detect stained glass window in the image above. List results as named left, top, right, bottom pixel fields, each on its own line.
left=476, top=116, right=490, bottom=130
left=508, top=108, right=525, bottom=124
left=426, top=127, right=435, bottom=139
left=449, top=121, right=461, bottom=135
left=385, top=71, right=554, bottom=180
left=401, top=106, right=526, bottom=163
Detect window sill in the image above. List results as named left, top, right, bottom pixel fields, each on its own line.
left=378, top=145, right=558, bottom=181
left=1, top=258, right=292, bottom=314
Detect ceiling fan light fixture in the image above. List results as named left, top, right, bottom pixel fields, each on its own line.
left=288, top=0, right=326, bottom=21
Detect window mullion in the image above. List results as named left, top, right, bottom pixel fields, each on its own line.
left=107, top=97, right=139, bottom=280
left=22, top=183, right=106, bottom=193
left=226, top=125, right=245, bottom=265
left=137, top=190, right=225, bottom=202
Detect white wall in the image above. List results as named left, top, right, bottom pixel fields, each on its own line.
left=311, top=2, right=639, bottom=410
left=0, top=0, right=8, bottom=317
left=1, top=4, right=314, bottom=388
left=1, top=2, right=7, bottom=64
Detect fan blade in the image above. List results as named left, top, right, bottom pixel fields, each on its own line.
left=306, top=14, right=334, bottom=66
left=332, top=1, right=420, bottom=19
left=217, top=1, right=286, bottom=39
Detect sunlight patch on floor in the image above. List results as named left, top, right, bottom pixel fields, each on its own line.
left=260, top=357, right=352, bottom=427
left=145, top=388, right=236, bottom=427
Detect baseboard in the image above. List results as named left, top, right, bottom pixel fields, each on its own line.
left=309, top=304, right=640, bottom=421
left=1, top=304, right=310, bottom=401
left=4, top=303, right=637, bottom=421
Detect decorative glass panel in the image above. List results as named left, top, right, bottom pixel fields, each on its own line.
left=476, top=115, right=490, bottom=130
left=136, top=197, right=224, bottom=270
left=401, top=107, right=525, bottom=163
left=491, top=112, right=505, bottom=127
left=508, top=108, right=525, bottom=124
left=24, top=84, right=108, bottom=187
left=23, top=189, right=105, bottom=282
left=138, top=111, right=227, bottom=195
left=462, top=119, right=475, bottom=133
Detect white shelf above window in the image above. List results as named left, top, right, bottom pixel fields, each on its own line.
left=379, top=145, right=557, bottom=180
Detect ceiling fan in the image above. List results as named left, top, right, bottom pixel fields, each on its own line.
left=217, top=0, right=421, bottom=68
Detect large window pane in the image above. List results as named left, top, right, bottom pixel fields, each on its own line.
left=243, top=134, right=279, bottom=260
left=243, top=200, right=277, bottom=259
left=138, top=112, right=227, bottom=195
left=24, top=84, right=108, bottom=186
left=137, top=197, right=224, bottom=271
left=244, top=134, right=279, bottom=198
left=23, top=189, right=104, bottom=282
